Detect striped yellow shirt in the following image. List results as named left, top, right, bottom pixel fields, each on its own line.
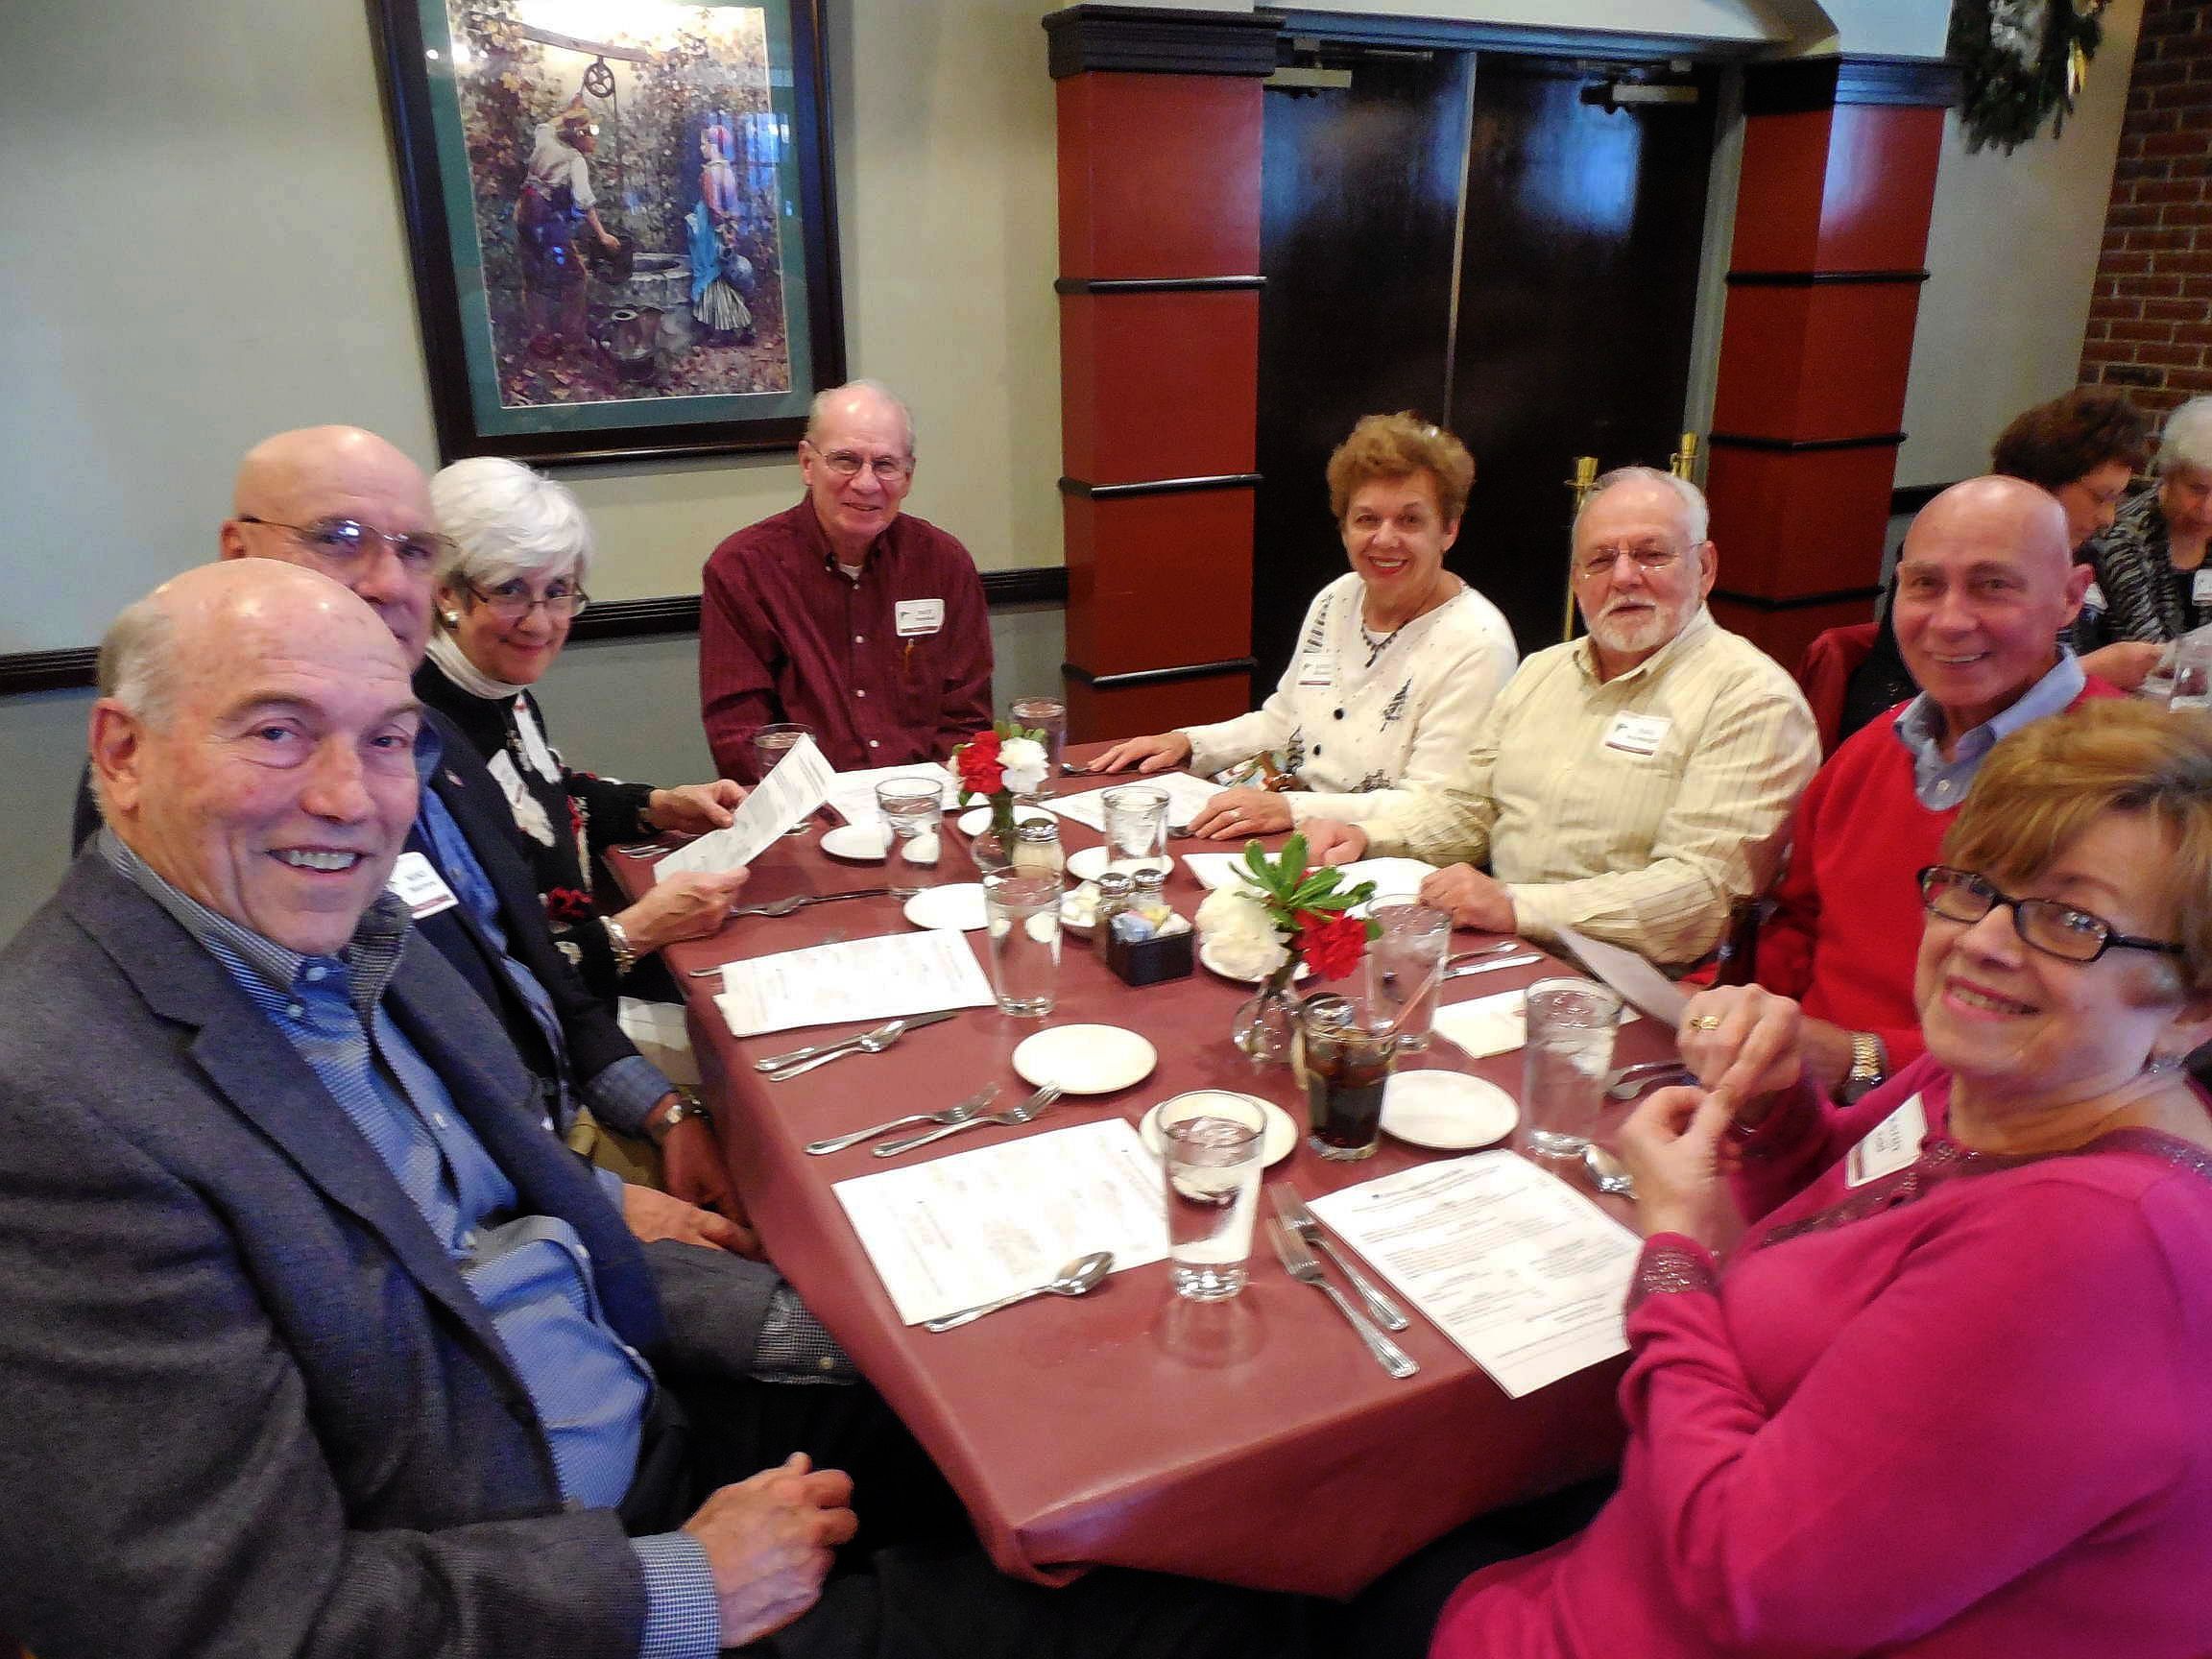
left=1360, top=609, right=1819, bottom=966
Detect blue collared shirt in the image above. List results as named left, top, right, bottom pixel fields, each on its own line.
left=99, top=832, right=719, bottom=1659
left=413, top=720, right=672, bottom=1138
left=1891, top=650, right=2086, bottom=811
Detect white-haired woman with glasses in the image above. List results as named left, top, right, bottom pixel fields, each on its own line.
left=1354, top=697, right=2212, bottom=1659
left=419, top=456, right=750, bottom=1002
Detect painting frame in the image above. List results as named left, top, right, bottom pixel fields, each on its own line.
left=371, top=0, right=845, bottom=465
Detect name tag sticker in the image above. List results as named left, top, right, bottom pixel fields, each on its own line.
left=2193, top=569, right=2212, bottom=606
left=1845, top=1092, right=1929, bottom=1188
left=895, top=599, right=945, bottom=637
left=1602, top=712, right=1672, bottom=757
left=1296, top=654, right=1334, bottom=688
left=387, top=852, right=460, bottom=920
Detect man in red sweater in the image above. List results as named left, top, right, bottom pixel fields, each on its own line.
left=1751, top=476, right=2121, bottom=1098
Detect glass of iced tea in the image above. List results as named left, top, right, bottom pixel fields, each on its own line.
left=1299, top=990, right=1401, bottom=1161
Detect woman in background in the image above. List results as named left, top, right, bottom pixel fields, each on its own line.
left=2079, top=393, right=2212, bottom=674
left=1093, top=413, right=1516, bottom=838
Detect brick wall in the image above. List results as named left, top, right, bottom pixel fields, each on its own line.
left=2080, top=0, right=2212, bottom=417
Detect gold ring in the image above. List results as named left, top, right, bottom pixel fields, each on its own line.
left=1690, top=1014, right=1723, bottom=1031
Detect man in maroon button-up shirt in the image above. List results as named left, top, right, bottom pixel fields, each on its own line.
left=700, top=381, right=994, bottom=778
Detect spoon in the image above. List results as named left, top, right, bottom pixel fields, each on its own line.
left=923, top=1250, right=1115, bottom=1332
left=1584, top=1143, right=1637, bottom=1197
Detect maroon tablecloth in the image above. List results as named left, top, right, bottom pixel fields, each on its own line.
left=627, top=757, right=1677, bottom=1597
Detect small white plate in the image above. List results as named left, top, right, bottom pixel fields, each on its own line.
left=1197, top=940, right=1311, bottom=986
left=1139, top=1093, right=1299, bottom=1168
left=1381, top=1070, right=1518, bottom=1150
left=957, top=804, right=1056, bottom=838
left=902, top=883, right=988, bottom=931
left=1061, top=879, right=1101, bottom=936
left=820, top=823, right=889, bottom=862
left=1012, top=1024, right=1158, bottom=1094
left=1067, top=846, right=1173, bottom=883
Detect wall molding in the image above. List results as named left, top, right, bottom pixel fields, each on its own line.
left=1059, top=471, right=1262, bottom=499
left=1725, top=269, right=1930, bottom=287
left=1742, top=55, right=1961, bottom=116
left=0, top=568, right=1072, bottom=696
left=1707, top=430, right=1907, bottom=454
left=1054, top=276, right=1266, bottom=295
left=1890, top=481, right=1952, bottom=515
left=1263, top=9, right=1766, bottom=61
left=1043, top=5, right=1283, bottom=80
left=1064, top=656, right=1257, bottom=690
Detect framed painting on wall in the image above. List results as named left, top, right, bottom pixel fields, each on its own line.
left=372, top=0, right=844, bottom=463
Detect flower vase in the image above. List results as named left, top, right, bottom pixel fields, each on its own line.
left=969, top=827, right=1016, bottom=877
left=1231, top=958, right=1302, bottom=1066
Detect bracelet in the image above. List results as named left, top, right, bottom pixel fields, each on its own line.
left=603, top=916, right=638, bottom=977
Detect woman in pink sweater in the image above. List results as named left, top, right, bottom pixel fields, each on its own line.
left=1407, top=699, right=2212, bottom=1659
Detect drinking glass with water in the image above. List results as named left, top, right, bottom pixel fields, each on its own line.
left=1159, top=1092, right=1268, bottom=1301
left=1367, top=895, right=1452, bottom=1051
left=1522, top=977, right=1623, bottom=1159
left=982, top=870, right=1063, bottom=1016
left=754, top=722, right=817, bottom=836
left=876, top=777, right=945, bottom=898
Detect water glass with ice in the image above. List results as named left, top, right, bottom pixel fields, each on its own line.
left=876, top=777, right=945, bottom=899
left=1009, top=695, right=1069, bottom=777
left=1102, top=785, right=1170, bottom=873
left=982, top=870, right=1063, bottom=1017
left=1159, top=1092, right=1268, bottom=1301
left=1367, top=894, right=1452, bottom=1050
left=754, top=722, right=817, bottom=836
left=1522, top=977, right=1623, bottom=1159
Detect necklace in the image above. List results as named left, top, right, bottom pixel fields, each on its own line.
left=1359, top=572, right=1451, bottom=667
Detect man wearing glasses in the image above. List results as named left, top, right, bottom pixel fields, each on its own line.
left=1749, top=476, right=2122, bottom=1100
left=700, top=379, right=994, bottom=776
left=1304, top=468, right=1820, bottom=970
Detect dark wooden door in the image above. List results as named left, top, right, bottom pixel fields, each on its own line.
left=1449, top=58, right=1716, bottom=653
left=1253, top=48, right=1474, bottom=693
left=1252, top=49, right=1716, bottom=682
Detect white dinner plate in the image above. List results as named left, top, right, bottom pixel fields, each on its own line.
left=956, top=804, right=1057, bottom=838
left=1012, top=1024, right=1158, bottom=1094
left=1067, top=846, right=1174, bottom=883
left=820, top=823, right=890, bottom=862
left=1381, top=1070, right=1518, bottom=1151
left=1197, top=940, right=1311, bottom=986
left=1138, top=1093, right=1299, bottom=1168
left=902, top=883, right=988, bottom=931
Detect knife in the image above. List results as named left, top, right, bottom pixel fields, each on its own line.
left=1269, top=1185, right=1409, bottom=1332
left=1443, top=952, right=1543, bottom=980
left=754, top=1009, right=960, bottom=1074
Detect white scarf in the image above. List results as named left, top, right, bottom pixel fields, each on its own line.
left=427, top=632, right=565, bottom=795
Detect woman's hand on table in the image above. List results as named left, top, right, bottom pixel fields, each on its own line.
left=647, top=780, right=749, bottom=835
left=1090, top=731, right=1192, bottom=774
left=1617, top=1086, right=1737, bottom=1248
left=1301, top=819, right=1368, bottom=866
left=615, top=869, right=752, bottom=953
left=623, top=1181, right=763, bottom=1258
left=2079, top=639, right=2165, bottom=692
left=1418, top=863, right=1517, bottom=933
left=1186, top=786, right=1293, bottom=839
left=1676, top=984, right=1815, bottom=1119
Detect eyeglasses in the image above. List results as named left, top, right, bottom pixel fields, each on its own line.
left=464, top=579, right=589, bottom=621
left=1574, top=545, right=1685, bottom=582
left=814, top=448, right=911, bottom=482
left=238, top=516, right=449, bottom=571
left=1916, top=864, right=2185, bottom=965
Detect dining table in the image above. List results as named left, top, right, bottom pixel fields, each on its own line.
left=619, top=746, right=1682, bottom=1599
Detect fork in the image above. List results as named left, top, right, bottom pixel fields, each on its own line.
left=1269, top=1220, right=1419, bottom=1379
left=874, top=1084, right=1066, bottom=1157
left=805, top=1084, right=999, bottom=1156
left=1268, top=1185, right=1408, bottom=1331
left=726, top=888, right=888, bottom=922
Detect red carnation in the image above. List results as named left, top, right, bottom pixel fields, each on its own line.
left=1294, top=909, right=1367, bottom=981
left=955, top=731, right=1006, bottom=798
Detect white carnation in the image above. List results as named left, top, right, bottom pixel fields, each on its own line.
left=1195, top=886, right=1286, bottom=977
left=998, top=736, right=1048, bottom=795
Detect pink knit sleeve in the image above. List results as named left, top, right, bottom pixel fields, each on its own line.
left=1617, top=1178, right=2194, bottom=1652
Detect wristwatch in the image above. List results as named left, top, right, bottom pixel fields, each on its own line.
left=603, top=916, right=638, bottom=977
left=646, top=1092, right=700, bottom=1147
left=1839, top=1031, right=1887, bottom=1103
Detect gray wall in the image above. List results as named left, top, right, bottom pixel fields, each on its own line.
left=0, top=604, right=1066, bottom=945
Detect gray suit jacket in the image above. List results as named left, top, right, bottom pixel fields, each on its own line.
left=0, top=856, right=742, bottom=1659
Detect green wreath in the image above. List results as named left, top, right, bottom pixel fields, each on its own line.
left=1951, top=0, right=2110, bottom=155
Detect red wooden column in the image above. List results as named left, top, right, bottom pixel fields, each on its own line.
left=1044, top=6, right=1282, bottom=741
left=1704, top=57, right=1960, bottom=670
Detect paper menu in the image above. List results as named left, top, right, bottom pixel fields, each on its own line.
left=1431, top=987, right=1639, bottom=1060
left=715, top=930, right=996, bottom=1037
left=656, top=733, right=834, bottom=880
left=823, top=762, right=960, bottom=831
left=1310, top=1154, right=1642, bottom=1398
left=1555, top=926, right=1689, bottom=1026
left=832, top=1118, right=1168, bottom=1325
left=1052, top=773, right=1226, bottom=831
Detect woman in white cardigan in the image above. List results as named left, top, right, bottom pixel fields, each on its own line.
left=1094, top=412, right=1516, bottom=836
